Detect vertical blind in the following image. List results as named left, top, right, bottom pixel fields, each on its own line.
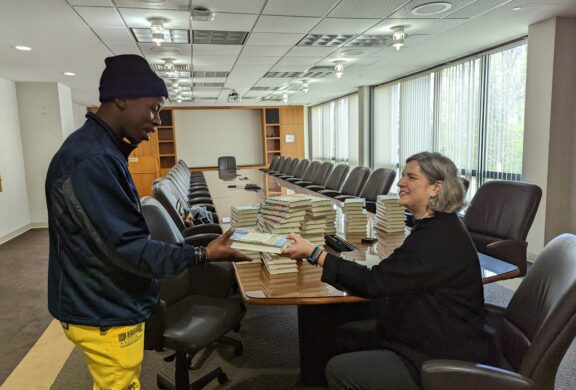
left=372, top=42, right=527, bottom=197
left=310, top=94, right=359, bottom=165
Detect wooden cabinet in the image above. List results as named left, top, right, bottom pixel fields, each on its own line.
left=262, top=106, right=305, bottom=165
left=157, top=109, right=177, bottom=176
left=128, top=130, right=160, bottom=197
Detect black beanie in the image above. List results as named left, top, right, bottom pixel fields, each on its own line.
left=99, top=54, right=169, bottom=102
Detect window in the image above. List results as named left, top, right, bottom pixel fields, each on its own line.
left=372, top=41, right=527, bottom=198
left=310, top=94, right=359, bottom=165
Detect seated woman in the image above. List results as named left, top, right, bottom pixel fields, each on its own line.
left=282, top=152, right=495, bottom=390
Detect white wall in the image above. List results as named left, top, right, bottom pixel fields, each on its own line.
left=58, top=83, right=75, bottom=139
left=524, top=17, right=576, bottom=257
left=16, top=82, right=69, bottom=225
left=72, top=102, right=87, bottom=132
left=174, top=109, right=263, bottom=168
left=0, top=77, right=31, bottom=242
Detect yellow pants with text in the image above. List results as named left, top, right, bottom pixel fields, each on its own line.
left=62, top=322, right=144, bottom=390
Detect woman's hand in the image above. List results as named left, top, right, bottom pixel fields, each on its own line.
left=205, top=229, right=252, bottom=262
left=281, top=233, right=315, bottom=260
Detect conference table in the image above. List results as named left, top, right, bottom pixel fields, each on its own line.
left=203, top=169, right=519, bottom=385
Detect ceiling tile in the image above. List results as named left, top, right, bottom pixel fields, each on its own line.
left=286, top=46, right=337, bottom=57
left=93, top=27, right=134, bottom=43
left=236, top=56, right=280, bottom=65
left=193, top=55, right=238, bottom=67
left=241, top=45, right=292, bottom=56
left=68, top=0, right=113, bottom=5
left=193, top=64, right=233, bottom=72
left=74, top=6, right=125, bottom=28
left=416, top=19, right=467, bottom=35
left=447, top=0, right=512, bottom=19
left=108, top=41, right=142, bottom=55
left=245, top=32, right=304, bottom=46
left=365, top=18, right=434, bottom=35
left=270, top=65, right=308, bottom=72
left=191, top=77, right=227, bottom=83
left=139, top=43, right=191, bottom=61
left=118, top=8, right=190, bottom=29
left=328, top=0, right=411, bottom=19
left=255, top=78, right=294, bottom=87
left=192, top=44, right=243, bottom=56
left=312, top=18, right=381, bottom=34
left=115, top=0, right=190, bottom=10
left=190, top=13, right=258, bottom=31
left=191, top=87, right=221, bottom=97
left=277, top=56, right=322, bottom=66
left=262, top=0, right=339, bottom=17
left=389, top=0, right=476, bottom=19
left=253, top=16, right=321, bottom=33
left=191, top=0, right=266, bottom=14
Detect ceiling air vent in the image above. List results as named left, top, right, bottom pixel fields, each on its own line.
left=131, top=28, right=190, bottom=44
left=300, top=66, right=335, bottom=79
left=264, top=71, right=304, bottom=78
left=297, top=34, right=355, bottom=47
left=192, top=30, right=248, bottom=45
left=193, top=71, right=230, bottom=78
left=250, top=86, right=280, bottom=91
left=346, top=35, right=391, bottom=47
left=193, top=82, right=225, bottom=87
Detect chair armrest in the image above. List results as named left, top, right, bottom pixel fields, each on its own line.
left=189, top=197, right=213, bottom=206
left=183, top=233, right=220, bottom=247
left=422, top=360, right=535, bottom=390
left=285, top=177, right=302, bottom=183
left=294, top=180, right=312, bottom=186
left=334, top=195, right=355, bottom=201
left=182, top=224, right=223, bottom=237
left=484, top=239, right=527, bottom=275
left=144, top=299, right=167, bottom=351
left=305, top=185, right=325, bottom=191
left=318, top=189, right=340, bottom=198
left=189, top=190, right=211, bottom=197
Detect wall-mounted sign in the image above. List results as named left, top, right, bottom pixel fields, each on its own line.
left=285, top=134, right=295, bottom=143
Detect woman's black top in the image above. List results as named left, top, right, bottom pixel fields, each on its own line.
left=322, top=212, right=495, bottom=370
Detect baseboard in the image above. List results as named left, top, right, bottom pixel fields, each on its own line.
left=0, top=223, right=48, bottom=245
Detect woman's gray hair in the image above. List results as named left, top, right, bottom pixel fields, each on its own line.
left=406, top=151, right=465, bottom=213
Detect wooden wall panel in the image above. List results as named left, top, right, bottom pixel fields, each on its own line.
left=128, top=131, right=160, bottom=196
left=281, top=124, right=305, bottom=159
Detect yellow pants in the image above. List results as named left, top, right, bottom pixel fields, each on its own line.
left=62, top=322, right=145, bottom=390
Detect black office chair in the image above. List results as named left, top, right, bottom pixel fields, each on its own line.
left=260, top=155, right=281, bottom=172
left=306, top=163, right=350, bottom=192
left=265, top=156, right=285, bottom=174
left=273, top=158, right=299, bottom=177
left=319, top=166, right=371, bottom=198
left=336, top=168, right=396, bottom=212
left=218, top=156, right=237, bottom=172
left=287, top=160, right=321, bottom=183
left=279, top=158, right=310, bottom=181
left=463, top=180, right=542, bottom=276
left=422, top=233, right=576, bottom=390
left=294, top=161, right=334, bottom=188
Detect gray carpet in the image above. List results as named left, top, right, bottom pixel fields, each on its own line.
left=0, top=229, right=52, bottom=385
left=51, top=283, right=576, bottom=389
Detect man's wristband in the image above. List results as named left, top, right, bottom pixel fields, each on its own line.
left=306, top=246, right=323, bottom=266
left=198, top=246, right=208, bottom=264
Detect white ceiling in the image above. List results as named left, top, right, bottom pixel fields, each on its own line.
left=1, top=0, right=575, bottom=107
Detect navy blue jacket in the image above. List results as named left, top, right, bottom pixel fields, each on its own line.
left=46, top=113, right=204, bottom=327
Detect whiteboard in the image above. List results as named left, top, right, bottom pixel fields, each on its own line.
left=174, top=109, right=263, bottom=168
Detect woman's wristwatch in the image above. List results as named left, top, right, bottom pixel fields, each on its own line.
left=306, top=246, right=324, bottom=266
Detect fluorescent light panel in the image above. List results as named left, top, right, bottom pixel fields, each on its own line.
left=192, top=30, right=248, bottom=45
left=131, top=28, right=190, bottom=44
left=297, top=34, right=355, bottom=47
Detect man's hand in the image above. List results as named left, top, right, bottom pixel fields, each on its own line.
left=205, top=229, right=252, bottom=262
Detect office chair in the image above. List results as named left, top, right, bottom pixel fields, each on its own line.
left=278, top=158, right=310, bottom=181
left=319, top=166, right=371, bottom=198
left=422, top=233, right=576, bottom=390
left=335, top=168, right=396, bottom=212
left=463, top=180, right=542, bottom=276
left=294, top=161, right=334, bottom=188
left=142, top=197, right=245, bottom=389
left=218, top=156, right=237, bottom=172
left=273, top=158, right=299, bottom=177
left=306, top=163, right=350, bottom=193
left=265, top=156, right=285, bottom=174
left=286, top=160, right=321, bottom=183
left=260, top=155, right=281, bottom=172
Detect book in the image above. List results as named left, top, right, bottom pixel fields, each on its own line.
left=230, top=228, right=290, bottom=254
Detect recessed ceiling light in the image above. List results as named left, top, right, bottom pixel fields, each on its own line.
left=63, top=72, right=76, bottom=76
left=14, top=45, right=32, bottom=51
left=512, top=7, right=522, bottom=11
left=411, top=2, right=452, bottom=16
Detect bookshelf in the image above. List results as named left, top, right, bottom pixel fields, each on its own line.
left=263, top=108, right=281, bottom=165
left=158, top=109, right=176, bottom=176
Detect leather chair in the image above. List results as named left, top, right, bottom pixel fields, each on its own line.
left=422, top=233, right=576, bottom=390
left=260, top=155, right=281, bottom=172
left=294, top=161, right=334, bottom=188
left=270, top=157, right=291, bottom=175
left=273, top=158, right=299, bottom=177
left=153, top=178, right=222, bottom=235
left=141, top=198, right=245, bottom=390
left=319, top=166, right=371, bottom=198
left=335, top=168, right=396, bottom=212
left=265, top=156, right=285, bottom=174
left=306, top=163, right=350, bottom=193
left=218, top=156, right=237, bottom=172
left=286, top=160, right=321, bottom=183
left=459, top=176, right=470, bottom=192
left=463, top=180, right=542, bottom=276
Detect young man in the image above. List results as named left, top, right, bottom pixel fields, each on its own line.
left=45, top=54, right=248, bottom=390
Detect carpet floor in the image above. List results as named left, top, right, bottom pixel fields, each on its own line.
left=0, top=229, right=52, bottom=385
left=52, top=283, right=576, bottom=389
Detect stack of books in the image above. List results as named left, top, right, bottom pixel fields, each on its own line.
left=343, top=198, right=368, bottom=235
left=374, top=195, right=406, bottom=233
left=260, top=265, right=298, bottom=296
left=230, top=228, right=290, bottom=253
left=257, top=195, right=312, bottom=276
left=230, top=204, right=261, bottom=228
left=298, top=261, right=323, bottom=285
left=304, top=195, right=337, bottom=237
left=375, top=229, right=406, bottom=259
